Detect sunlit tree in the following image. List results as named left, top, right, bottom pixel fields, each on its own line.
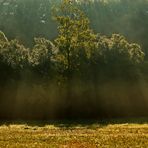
left=53, top=0, right=97, bottom=79
left=90, top=34, right=145, bottom=80
left=29, top=38, right=56, bottom=79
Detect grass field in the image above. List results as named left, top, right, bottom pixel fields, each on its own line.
left=0, top=119, right=148, bottom=148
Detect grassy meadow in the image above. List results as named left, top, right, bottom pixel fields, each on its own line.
left=0, top=119, right=148, bottom=147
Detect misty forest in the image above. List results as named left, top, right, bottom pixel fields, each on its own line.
left=0, top=0, right=148, bottom=120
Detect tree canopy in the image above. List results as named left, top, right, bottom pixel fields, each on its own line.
left=0, top=0, right=147, bottom=119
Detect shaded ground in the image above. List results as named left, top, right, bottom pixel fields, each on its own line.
left=0, top=118, right=148, bottom=147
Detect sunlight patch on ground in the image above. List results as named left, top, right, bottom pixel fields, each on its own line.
left=0, top=122, right=147, bottom=147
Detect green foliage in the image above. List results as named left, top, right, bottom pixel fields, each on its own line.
left=54, top=0, right=97, bottom=78
left=0, top=38, right=28, bottom=69
left=97, top=34, right=145, bottom=65
left=0, top=2, right=148, bottom=119
left=28, top=38, right=57, bottom=79
left=1, top=0, right=148, bottom=59
left=0, top=3, right=146, bottom=82
left=29, top=38, right=53, bottom=66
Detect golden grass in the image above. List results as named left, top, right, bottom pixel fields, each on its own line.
left=0, top=121, right=147, bottom=147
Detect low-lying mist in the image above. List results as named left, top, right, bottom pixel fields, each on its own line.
left=0, top=71, right=148, bottom=120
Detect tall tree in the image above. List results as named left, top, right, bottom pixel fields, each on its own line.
left=53, top=0, right=97, bottom=80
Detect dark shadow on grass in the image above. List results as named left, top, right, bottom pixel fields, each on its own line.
left=0, top=117, right=148, bottom=130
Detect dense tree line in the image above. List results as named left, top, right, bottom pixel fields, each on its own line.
left=1, top=0, right=148, bottom=58
left=0, top=0, right=148, bottom=119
